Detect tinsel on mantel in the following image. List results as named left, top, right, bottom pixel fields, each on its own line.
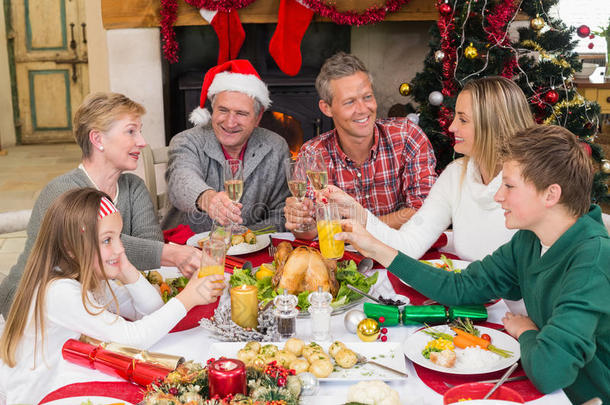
left=159, top=0, right=411, bottom=63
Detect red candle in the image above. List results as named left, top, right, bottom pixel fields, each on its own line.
left=208, top=358, right=247, bottom=399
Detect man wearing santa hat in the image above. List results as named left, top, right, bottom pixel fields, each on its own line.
left=163, top=60, right=290, bottom=233
left=284, top=52, right=437, bottom=238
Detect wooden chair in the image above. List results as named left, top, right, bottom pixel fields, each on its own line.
left=141, top=145, right=169, bottom=220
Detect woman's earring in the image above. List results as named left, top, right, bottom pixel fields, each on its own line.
left=99, top=146, right=104, bottom=151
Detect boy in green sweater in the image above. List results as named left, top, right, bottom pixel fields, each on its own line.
left=337, top=125, right=610, bottom=403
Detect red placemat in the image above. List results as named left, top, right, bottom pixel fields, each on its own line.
left=412, top=322, right=543, bottom=401
left=39, top=381, right=144, bottom=404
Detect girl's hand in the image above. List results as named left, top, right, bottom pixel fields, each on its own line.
left=502, top=312, right=539, bottom=339
left=176, top=273, right=225, bottom=311
left=115, top=252, right=140, bottom=285
left=335, top=220, right=398, bottom=268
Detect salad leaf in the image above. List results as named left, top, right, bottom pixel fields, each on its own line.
left=256, top=276, right=279, bottom=305
left=297, top=290, right=311, bottom=311
left=230, top=268, right=256, bottom=287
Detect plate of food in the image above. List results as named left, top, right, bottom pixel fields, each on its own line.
left=420, top=256, right=472, bottom=273
left=186, top=229, right=271, bottom=256
left=144, top=268, right=188, bottom=303
left=208, top=339, right=407, bottom=381
left=44, top=396, right=134, bottom=405
left=229, top=241, right=379, bottom=317
left=403, top=320, right=520, bottom=375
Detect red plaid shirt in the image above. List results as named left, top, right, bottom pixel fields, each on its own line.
left=299, top=118, right=437, bottom=216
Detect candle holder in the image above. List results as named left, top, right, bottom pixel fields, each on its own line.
left=208, top=358, right=247, bottom=398
left=231, top=284, right=259, bottom=329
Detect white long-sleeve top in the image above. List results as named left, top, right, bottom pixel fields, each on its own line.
left=366, top=158, right=516, bottom=262
left=0, top=273, right=186, bottom=405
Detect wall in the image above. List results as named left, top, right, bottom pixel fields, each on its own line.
left=0, top=4, right=16, bottom=147
left=85, top=0, right=110, bottom=93
left=352, top=21, right=433, bottom=116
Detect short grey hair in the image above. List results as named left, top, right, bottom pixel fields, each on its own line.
left=315, top=52, right=373, bottom=105
left=210, top=93, right=263, bottom=117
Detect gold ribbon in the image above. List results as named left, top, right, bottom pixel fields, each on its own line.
left=80, top=335, right=184, bottom=370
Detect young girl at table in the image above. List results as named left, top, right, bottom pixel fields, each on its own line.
left=0, top=188, right=225, bottom=405
left=324, top=76, right=535, bottom=262
left=337, top=125, right=610, bottom=403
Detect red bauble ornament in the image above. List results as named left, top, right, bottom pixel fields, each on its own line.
left=577, top=25, right=591, bottom=38
left=544, top=90, right=559, bottom=104
left=439, top=3, right=452, bottom=15
left=588, top=43, right=594, bottom=49
left=585, top=122, right=594, bottom=130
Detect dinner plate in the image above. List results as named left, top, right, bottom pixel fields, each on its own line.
left=403, top=325, right=520, bottom=375
left=423, top=259, right=472, bottom=271
left=186, top=232, right=271, bottom=255
left=208, top=341, right=407, bottom=381
left=44, top=396, right=134, bottom=405
left=448, top=401, right=524, bottom=405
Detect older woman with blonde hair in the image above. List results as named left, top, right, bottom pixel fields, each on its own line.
left=324, top=76, right=535, bottom=262
left=0, top=92, right=201, bottom=317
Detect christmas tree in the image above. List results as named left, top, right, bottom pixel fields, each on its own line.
left=404, top=0, right=609, bottom=203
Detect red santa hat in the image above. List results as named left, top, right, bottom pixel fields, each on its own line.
left=190, top=59, right=272, bottom=126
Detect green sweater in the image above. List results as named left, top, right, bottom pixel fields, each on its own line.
left=0, top=169, right=164, bottom=317
left=389, top=205, right=610, bottom=403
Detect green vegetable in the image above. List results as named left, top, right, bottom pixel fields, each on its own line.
left=421, top=346, right=442, bottom=359
left=230, top=268, right=256, bottom=287
left=297, top=290, right=311, bottom=311
left=335, top=260, right=378, bottom=303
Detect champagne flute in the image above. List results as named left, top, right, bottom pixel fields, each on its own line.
left=223, top=158, right=247, bottom=235
left=210, top=221, right=233, bottom=252
left=306, top=150, right=329, bottom=191
left=284, top=157, right=309, bottom=232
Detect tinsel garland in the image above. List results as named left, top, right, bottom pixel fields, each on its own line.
left=299, top=0, right=410, bottom=26
left=520, top=40, right=572, bottom=69
left=436, top=0, right=457, bottom=138
left=484, top=0, right=518, bottom=78
left=160, top=0, right=179, bottom=63
left=543, top=94, right=587, bottom=125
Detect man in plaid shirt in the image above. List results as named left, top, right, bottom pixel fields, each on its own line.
left=284, top=52, right=437, bottom=239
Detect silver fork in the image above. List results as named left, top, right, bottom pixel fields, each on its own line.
left=443, top=375, right=528, bottom=388
left=268, top=244, right=277, bottom=257
left=354, top=352, right=408, bottom=378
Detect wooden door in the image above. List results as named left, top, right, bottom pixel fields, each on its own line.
left=11, top=0, right=89, bottom=143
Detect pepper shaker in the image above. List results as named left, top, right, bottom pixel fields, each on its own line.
left=274, top=291, right=299, bottom=338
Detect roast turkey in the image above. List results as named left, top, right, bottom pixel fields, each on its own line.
left=272, top=242, right=339, bottom=296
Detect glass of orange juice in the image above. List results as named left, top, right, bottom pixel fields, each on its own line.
left=199, top=239, right=226, bottom=280
left=316, top=203, right=344, bottom=259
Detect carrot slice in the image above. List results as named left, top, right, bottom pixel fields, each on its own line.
left=451, top=327, right=490, bottom=349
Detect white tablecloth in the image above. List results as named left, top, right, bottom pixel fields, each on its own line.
left=48, top=265, right=571, bottom=405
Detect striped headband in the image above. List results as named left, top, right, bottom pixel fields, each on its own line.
left=99, top=196, right=118, bottom=219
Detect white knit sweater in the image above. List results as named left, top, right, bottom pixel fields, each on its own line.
left=366, top=158, right=516, bottom=262
left=0, top=273, right=186, bottom=405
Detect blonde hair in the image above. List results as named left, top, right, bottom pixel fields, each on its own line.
left=73, top=92, right=145, bottom=158
left=504, top=125, right=593, bottom=217
left=0, top=188, right=118, bottom=367
left=315, top=52, right=373, bottom=105
left=461, top=76, right=535, bottom=180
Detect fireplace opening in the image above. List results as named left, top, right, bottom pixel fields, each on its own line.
left=166, top=22, right=350, bottom=150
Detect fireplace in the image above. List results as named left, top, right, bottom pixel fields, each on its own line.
left=168, top=22, right=350, bottom=151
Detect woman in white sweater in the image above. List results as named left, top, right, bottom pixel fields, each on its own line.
left=324, top=76, right=535, bottom=261
left=0, top=188, right=225, bottom=404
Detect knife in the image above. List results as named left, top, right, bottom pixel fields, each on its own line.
left=345, top=284, right=383, bottom=304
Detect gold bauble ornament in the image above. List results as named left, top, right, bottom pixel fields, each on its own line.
left=357, top=318, right=380, bottom=342
left=399, top=82, right=412, bottom=97
left=464, top=43, right=478, bottom=59
left=602, top=159, right=610, bottom=174
left=530, top=16, right=545, bottom=31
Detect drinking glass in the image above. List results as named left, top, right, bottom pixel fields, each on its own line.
left=223, top=158, right=247, bottom=235
left=284, top=157, right=310, bottom=232
left=305, top=151, right=328, bottom=191
left=199, top=239, right=226, bottom=281
left=210, top=221, right=232, bottom=252
left=315, top=203, right=344, bottom=259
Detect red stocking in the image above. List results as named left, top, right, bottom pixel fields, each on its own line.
left=269, top=0, right=314, bottom=76
left=200, top=9, right=246, bottom=64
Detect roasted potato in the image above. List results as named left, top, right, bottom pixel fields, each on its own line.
left=289, top=358, right=309, bottom=374
left=328, top=341, right=347, bottom=359
left=334, top=348, right=358, bottom=369
left=284, top=337, right=305, bottom=356
left=309, top=359, right=333, bottom=378
left=244, top=229, right=257, bottom=244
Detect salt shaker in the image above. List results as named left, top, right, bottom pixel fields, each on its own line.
left=308, top=287, right=333, bottom=341
left=273, top=292, right=299, bottom=338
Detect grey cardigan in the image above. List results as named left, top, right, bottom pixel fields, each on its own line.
left=0, top=169, right=164, bottom=316
left=163, top=125, right=290, bottom=233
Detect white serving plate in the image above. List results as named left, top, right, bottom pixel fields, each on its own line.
left=187, top=232, right=271, bottom=255
left=403, top=325, right=520, bottom=375
left=449, top=401, right=524, bottom=405
left=44, top=396, right=134, bottom=405
left=208, top=341, right=408, bottom=381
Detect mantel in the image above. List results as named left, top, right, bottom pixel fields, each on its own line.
left=101, top=0, right=438, bottom=29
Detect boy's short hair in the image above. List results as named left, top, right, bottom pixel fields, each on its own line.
left=503, top=125, right=593, bottom=217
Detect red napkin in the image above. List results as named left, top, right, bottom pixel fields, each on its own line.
left=163, top=224, right=195, bottom=244
left=61, top=339, right=171, bottom=387
left=38, top=381, right=144, bottom=404
left=413, top=322, right=544, bottom=401
left=170, top=301, right=220, bottom=332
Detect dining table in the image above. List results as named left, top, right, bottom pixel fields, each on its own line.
left=39, top=232, right=572, bottom=405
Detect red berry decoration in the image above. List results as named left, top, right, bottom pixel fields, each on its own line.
left=577, top=25, right=591, bottom=38
left=439, top=3, right=452, bottom=15
left=588, top=43, right=594, bottom=49
left=589, top=34, right=595, bottom=39
left=544, top=90, right=559, bottom=104
left=381, top=327, right=388, bottom=334
left=378, top=316, right=385, bottom=324
left=381, top=335, right=388, bottom=342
